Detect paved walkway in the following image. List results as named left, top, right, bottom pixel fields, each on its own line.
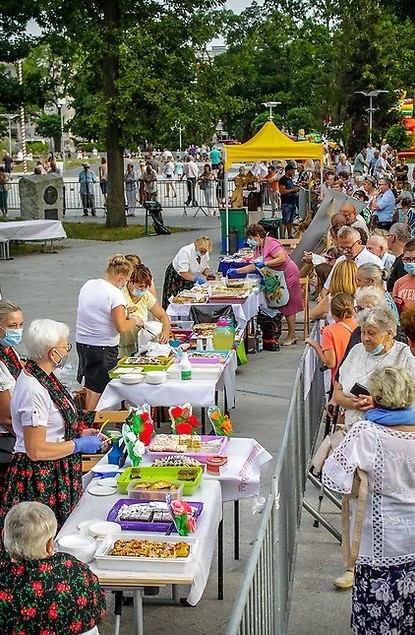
left=0, top=211, right=306, bottom=634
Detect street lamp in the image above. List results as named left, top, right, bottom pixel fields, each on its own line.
left=0, top=114, right=18, bottom=156
left=354, top=90, right=388, bottom=144
left=174, top=120, right=183, bottom=153
left=57, top=98, right=66, bottom=167
left=262, top=101, right=281, bottom=121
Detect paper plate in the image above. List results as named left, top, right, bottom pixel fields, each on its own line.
left=88, top=521, right=121, bottom=538
left=97, top=477, right=118, bottom=488
left=90, top=464, right=121, bottom=474
left=77, top=519, right=101, bottom=533
left=88, top=485, right=117, bottom=496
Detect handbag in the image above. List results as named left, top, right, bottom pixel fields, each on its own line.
left=260, top=265, right=289, bottom=308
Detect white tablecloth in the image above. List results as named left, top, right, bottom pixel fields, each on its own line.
left=58, top=479, right=222, bottom=605
left=166, top=292, right=261, bottom=330
left=0, top=219, right=66, bottom=241
left=97, top=352, right=237, bottom=411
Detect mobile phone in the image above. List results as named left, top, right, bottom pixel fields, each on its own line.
left=350, top=382, right=370, bottom=397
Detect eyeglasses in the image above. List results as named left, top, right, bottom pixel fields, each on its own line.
left=340, top=240, right=360, bottom=252
left=55, top=343, right=73, bottom=352
left=402, top=257, right=415, bottom=263
left=354, top=305, right=365, bottom=312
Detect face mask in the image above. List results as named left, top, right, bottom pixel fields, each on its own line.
left=404, top=263, right=415, bottom=276
left=367, top=342, right=384, bottom=356
left=196, top=251, right=205, bottom=258
left=0, top=328, right=23, bottom=347
left=246, top=238, right=257, bottom=248
left=132, top=288, right=146, bottom=297
left=52, top=349, right=68, bottom=368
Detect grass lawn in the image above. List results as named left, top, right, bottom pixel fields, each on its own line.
left=63, top=222, right=187, bottom=241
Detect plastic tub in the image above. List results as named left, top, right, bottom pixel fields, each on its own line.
left=127, top=479, right=183, bottom=500
left=117, top=466, right=204, bottom=495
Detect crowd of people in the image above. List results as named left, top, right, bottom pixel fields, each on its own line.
left=300, top=150, right=415, bottom=633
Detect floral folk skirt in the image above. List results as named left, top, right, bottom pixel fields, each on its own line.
left=162, top=262, right=194, bottom=309
left=0, top=452, right=83, bottom=531
left=352, top=560, right=415, bottom=634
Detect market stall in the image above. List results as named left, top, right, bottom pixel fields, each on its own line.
left=222, top=121, right=324, bottom=253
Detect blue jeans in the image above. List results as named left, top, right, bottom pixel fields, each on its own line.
left=281, top=203, right=296, bottom=224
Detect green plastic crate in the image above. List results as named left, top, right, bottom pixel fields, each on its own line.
left=117, top=466, right=204, bottom=495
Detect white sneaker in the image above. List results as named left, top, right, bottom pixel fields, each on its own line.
left=333, top=570, right=354, bottom=589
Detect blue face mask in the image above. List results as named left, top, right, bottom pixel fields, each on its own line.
left=367, top=342, right=384, bottom=356
left=132, top=288, right=146, bottom=297
left=0, top=328, right=23, bottom=347
left=404, top=263, right=415, bottom=276
left=246, top=238, right=257, bottom=248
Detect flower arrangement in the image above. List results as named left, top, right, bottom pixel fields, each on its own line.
left=170, top=499, right=197, bottom=536
left=122, top=404, right=155, bottom=467
left=169, top=403, right=199, bottom=435
left=208, top=405, right=233, bottom=437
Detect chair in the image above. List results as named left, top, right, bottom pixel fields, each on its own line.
left=299, top=276, right=310, bottom=339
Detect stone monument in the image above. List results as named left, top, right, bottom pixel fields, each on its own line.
left=19, top=174, right=64, bottom=220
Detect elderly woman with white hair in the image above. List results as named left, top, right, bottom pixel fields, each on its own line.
left=324, top=367, right=415, bottom=633
left=0, top=501, right=105, bottom=635
left=334, top=306, right=415, bottom=431
left=356, top=262, right=399, bottom=320
left=0, top=319, right=109, bottom=530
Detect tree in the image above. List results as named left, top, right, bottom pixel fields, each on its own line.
left=385, top=124, right=411, bottom=151
left=35, top=114, right=62, bottom=152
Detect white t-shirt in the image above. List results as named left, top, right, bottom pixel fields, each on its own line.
left=172, top=243, right=209, bottom=276
left=76, top=279, right=126, bottom=347
left=0, top=360, right=17, bottom=433
left=324, top=248, right=384, bottom=290
left=11, top=371, right=71, bottom=453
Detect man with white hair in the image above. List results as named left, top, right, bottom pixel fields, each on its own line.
left=366, top=234, right=395, bottom=271
left=322, top=226, right=383, bottom=295
left=340, top=200, right=369, bottom=237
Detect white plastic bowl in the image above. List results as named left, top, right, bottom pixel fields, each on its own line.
left=119, top=373, right=145, bottom=385
left=88, top=521, right=121, bottom=539
left=145, top=371, right=167, bottom=385
left=57, top=533, right=97, bottom=563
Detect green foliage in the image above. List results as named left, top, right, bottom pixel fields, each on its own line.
left=286, top=107, right=317, bottom=136
left=385, top=124, right=412, bottom=151
left=35, top=113, right=62, bottom=151
left=27, top=141, right=49, bottom=155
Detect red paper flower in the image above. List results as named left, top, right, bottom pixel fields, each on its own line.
left=188, top=415, right=199, bottom=428
left=139, top=421, right=154, bottom=446
left=140, top=412, right=150, bottom=422
left=171, top=406, right=183, bottom=419
left=175, top=422, right=193, bottom=435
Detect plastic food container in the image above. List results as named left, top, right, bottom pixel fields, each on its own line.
left=117, top=466, right=204, bottom=495
left=56, top=534, right=97, bottom=563
left=106, top=499, right=204, bottom=533
left=206, top=456, right=228, bottom=475
left=127, top=479, right=183, bottom=500
left=94, top=532, right=198, bottom=572
left=148, top=434, right=228, bottom=464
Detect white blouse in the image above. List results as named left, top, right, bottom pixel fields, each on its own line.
left=338, top=342, right=415, bottom=427
left=172, top=243, right=209, bottom=276
left=11, top=371, right=71, bottom=453
left=0, top=359, right=17, bottom=434
left=323, top=420, right=415, bottom=567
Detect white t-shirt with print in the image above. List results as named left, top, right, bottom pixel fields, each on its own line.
left=76, top=279, right=126, bottom=347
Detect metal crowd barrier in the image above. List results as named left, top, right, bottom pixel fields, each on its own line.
left=226, top=335, right=325, bottom=635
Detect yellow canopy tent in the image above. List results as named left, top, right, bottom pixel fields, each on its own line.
left=223, top=120, right=324, bottom=169
left=221, top=121, right=324, bottom=252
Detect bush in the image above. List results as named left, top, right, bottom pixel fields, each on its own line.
left=75, top=141, right=106, bottom=153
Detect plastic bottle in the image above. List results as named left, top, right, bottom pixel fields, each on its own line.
left=256, top=325, right=264, bottom=353
left=107, top=436, right=123, bottom=466
left=179, top=350, right=192, bottom=381
left=213, top=316, right=235, bottom=350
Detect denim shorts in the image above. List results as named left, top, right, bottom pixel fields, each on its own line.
left=76, top=342, right=118, bottom=394
left=281, top=203, right=297, bottom=224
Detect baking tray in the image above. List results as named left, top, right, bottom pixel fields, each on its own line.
left=106, top=498, right=203, bottom=532
left=148, top=435, right=227, bottom=463
left=116, top=355, right=174, bottom=372
left=94, top=532, right=198, bottom=572
left=117, top=466, right=204, bottom=495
